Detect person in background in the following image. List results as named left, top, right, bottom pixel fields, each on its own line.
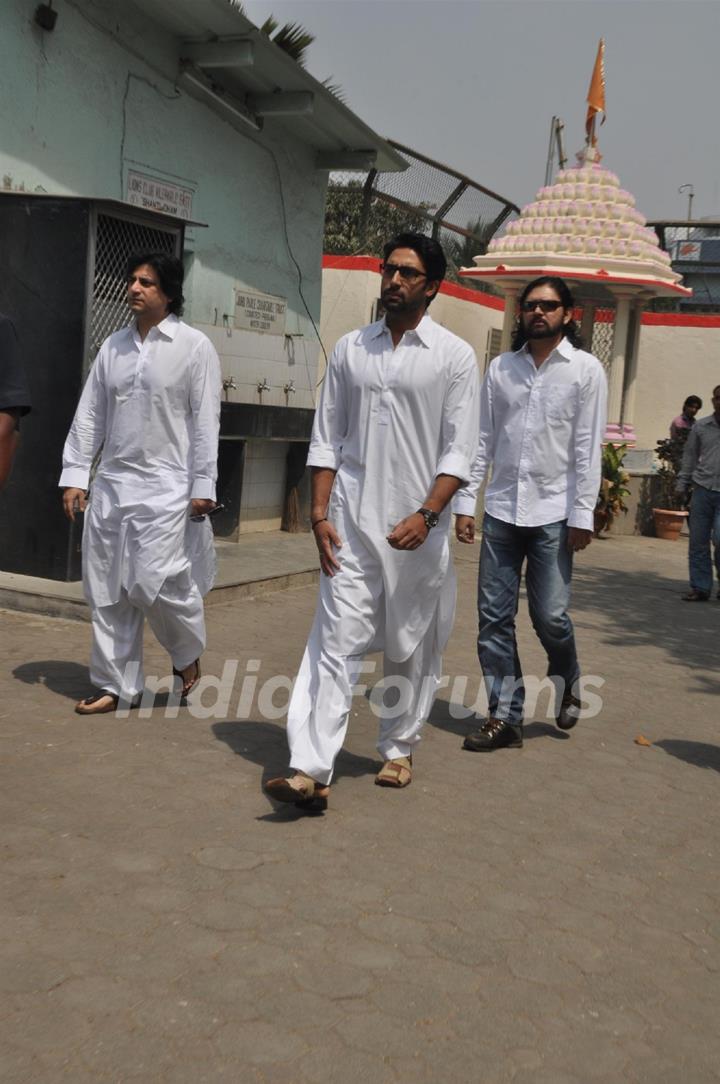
left=670, top=395, right=702, bottom=441
left=676, top=385, right=720, bottom=602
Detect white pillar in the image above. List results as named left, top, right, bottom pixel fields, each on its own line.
left=499, top=286, right=519, bottom=352
left=620, top=299, right=645, bottom=431
left=607, top=295, right=632, bottom=424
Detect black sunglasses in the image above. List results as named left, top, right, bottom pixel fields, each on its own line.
left=521, top=299, right=563, bottom=314
left=381, top=262, right=427, bottom=283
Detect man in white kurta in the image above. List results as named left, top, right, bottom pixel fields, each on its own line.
left=265, top=234, right=479, bottom=808
left=60, top=253, right=221, bottom=713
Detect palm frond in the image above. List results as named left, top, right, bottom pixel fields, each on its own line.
left=268, top=22, right=315, bottom=63
left=322, top=76, right=346, bottom=103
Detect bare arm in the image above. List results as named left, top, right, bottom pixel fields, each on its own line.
left=311, top=466, right=342, bottom=576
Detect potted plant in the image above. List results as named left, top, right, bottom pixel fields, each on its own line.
left=595, top=442, right=631, bottom=536
left=652, top=435, right=689, bottom=540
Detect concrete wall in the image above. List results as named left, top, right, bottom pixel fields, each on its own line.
left=239, top=441, right=290, bottom=534
left=632, top=316, right=720, bottom=449
left=1, top=0, right=325, bottom=413
left=320, top=257, right=504, bottom=376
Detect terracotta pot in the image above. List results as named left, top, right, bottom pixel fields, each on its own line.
left=652, top=508, right=688, bottom=541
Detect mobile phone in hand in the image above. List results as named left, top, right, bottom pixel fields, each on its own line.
left=190, top=503, right=225, bottom=522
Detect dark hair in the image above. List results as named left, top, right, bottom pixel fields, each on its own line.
left=684, top=395, right=702, bottom=409
left=511, top=275, right=583, bottom=351
left=382, top=232, right=447, bottom=306
left=126, top=252, right=185, bottom=316
left=712, top=385, right=720, bottom=397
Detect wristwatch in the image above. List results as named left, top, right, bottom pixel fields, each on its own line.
left=417, top=506, right=440, bottom=530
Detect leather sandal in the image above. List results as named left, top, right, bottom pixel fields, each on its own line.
left=173, top=659, right=201, bottom=698
left=681, top=590, right=710, bottom=601
left=75, top=691, right=119, bottom=715
left=375, top=755, right=413, bottom=788
left=264, top=772, right=329, bottom=811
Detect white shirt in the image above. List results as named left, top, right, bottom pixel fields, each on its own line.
left=60, top=315, right=221, bottom=607
left=453, top=337, right=607, bottom=532
left=309, top=313, right=479, bottom=659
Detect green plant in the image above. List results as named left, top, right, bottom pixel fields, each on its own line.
left=654, top=434, right=688, bottom=509
left=596, top=442, right=631, bottom=526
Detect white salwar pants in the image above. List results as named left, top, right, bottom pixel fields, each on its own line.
left=286, top=530, right=444, bottom=786
left=89, top=570, right=206, bottom=703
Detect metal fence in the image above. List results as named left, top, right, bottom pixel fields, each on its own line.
left=87, top=212, right=180, bottom=367
left=325, top=139, right=519, bottom=286
left=647, top=220, right=720, bottom=312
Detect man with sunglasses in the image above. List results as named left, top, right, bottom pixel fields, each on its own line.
left=454, top=276, right=607, bottom=751
left=266, top=233, right=479, bottom=808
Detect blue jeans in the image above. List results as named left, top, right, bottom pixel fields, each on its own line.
left=477, top=514, right=580, bottom=727
left=688, top=484, right=720, bottom=596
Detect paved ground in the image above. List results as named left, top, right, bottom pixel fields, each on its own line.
left=1, top=533, right=719, bottom=1083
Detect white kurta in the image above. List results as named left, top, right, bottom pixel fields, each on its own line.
left=286, top=314, right=479, bottom=781
left=60, top=315, right=221, bottom=608
left=308, top=313, right=480, bottom=661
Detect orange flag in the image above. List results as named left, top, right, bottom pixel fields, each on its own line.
left=585, top=39, right=606, bottom=144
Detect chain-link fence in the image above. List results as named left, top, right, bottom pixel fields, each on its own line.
left=325, top=139, right=519, bottom=291
left=87, top=213, right=180, bottom=367
left=646, top=220, right=720, bottom=312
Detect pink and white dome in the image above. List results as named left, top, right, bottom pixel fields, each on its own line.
left=476, top=161, right=682, bottom=288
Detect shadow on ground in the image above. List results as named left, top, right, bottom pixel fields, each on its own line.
left=212, top=719, right=381, bottom=819
left=567, top=565, right=720, bottom=686
left=12, top=660, right=89, bottom=700
left=655, top=739, right=720, bottom=773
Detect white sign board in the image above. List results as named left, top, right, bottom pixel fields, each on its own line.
left=126, top=169, right=194, bottom=219
left=234, top=289, right=287, bottom=334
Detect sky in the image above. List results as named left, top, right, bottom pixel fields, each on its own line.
left=243, top=0, right=720, bottom=222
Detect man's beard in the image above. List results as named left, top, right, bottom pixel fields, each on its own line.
left=525, top=320, right=559, bottom=340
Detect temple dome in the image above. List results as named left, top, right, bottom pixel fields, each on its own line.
left=475, top=160, right=683, bottom=289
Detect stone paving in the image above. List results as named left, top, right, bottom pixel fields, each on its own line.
left=1, top=533, right=719, bottom=1083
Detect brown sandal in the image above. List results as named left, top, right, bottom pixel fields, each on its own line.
left=264, top=772, right=329, bottom=811
left=75, top=691, right=119, bottom=715
left=375, top=755, right=413, bottom=788
left=173, top=659, right=201, bottom=698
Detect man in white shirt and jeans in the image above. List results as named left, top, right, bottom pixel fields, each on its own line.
left=60, top=252, right=221, bottom=715
left=454, top=276, right=607, bottom=751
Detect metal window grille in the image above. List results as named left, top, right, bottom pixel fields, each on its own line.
left=485, top=328, right=503, bottom=372
left=590, top=311, right=615, bottom=371
left=86, top=212, right=179, bottom=367
left=325, top=139, right=518, bottom=293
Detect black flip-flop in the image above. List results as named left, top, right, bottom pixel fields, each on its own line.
left=75, top=691, right=119, bottom=715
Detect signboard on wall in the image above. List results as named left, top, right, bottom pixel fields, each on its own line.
left=674, top=241, right=701, bottom=262
left=126, top=169, right=194, bottom=219
left=234, top=289, right=288, bottom=334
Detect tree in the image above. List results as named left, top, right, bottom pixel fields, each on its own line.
left=324, top=181, right=431, bottom=257
left=444, top=218, right=500, bottom=295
